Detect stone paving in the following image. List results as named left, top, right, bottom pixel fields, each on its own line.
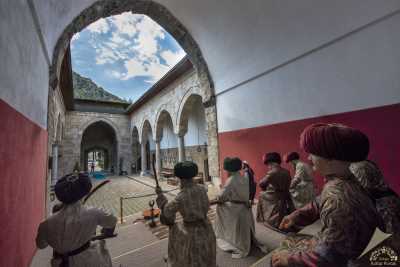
left=85, top=175, right=177, bottom=220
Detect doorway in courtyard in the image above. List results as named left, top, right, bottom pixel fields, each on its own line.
left=81, top=121, right=118, bottom=173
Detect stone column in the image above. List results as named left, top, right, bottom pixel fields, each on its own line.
left=141, top=141, right=147, bottom=176
left=177, top=134, right=186, bottom=162
left=204, top=99, right=221, bottom=188
left=155, top=140, right=161, bottom=177
left=51, top=144, right=58, bottom=185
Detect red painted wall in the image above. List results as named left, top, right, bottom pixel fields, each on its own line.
left=218, top=103, right=400, bottom=196
left=0, top=99, right=47, bottom=267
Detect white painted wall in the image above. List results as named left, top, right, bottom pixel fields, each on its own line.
left=160, top=122, right=178, bottom=149
left=185, top=100, right=207, bottom=146
left=3, top=0, right=400, bottom=133
left=217, top=11, right=400, bottom=132
left=0, top=0, right=49, bottom=128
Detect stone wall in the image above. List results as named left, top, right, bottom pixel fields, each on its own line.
left=129, top=69, right=220, bottom=183
left=60, top=111, right=132, bottom=176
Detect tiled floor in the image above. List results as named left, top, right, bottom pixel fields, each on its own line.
left=85, top=176, right=177, bottom=220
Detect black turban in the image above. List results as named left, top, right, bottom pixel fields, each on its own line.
left=174, top=161, right=198, bottom=179
left=223, top=157, right=242, bottom=172
left=300, top=123, right=369, bottom=162
left=55, top=173, right=92, bottom=204
left=263, top=152, right=281, bottom=165
left=284, top=152, right=300, bottom=163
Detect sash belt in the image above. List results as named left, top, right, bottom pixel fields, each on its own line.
left=53, top=241, right=91, bottom=267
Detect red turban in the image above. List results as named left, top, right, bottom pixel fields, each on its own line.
left=283, top=152, right=300, bottom=163
left=300, top=123, right=369, bottom=162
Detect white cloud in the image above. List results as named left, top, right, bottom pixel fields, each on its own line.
left=133, top=16, right=165, bottom=56
left=86, top=18, right=110, bottom=34
left=78, top=12, right=186, bottom=83
left=71, top=32, right=80, bottom=43
left=161, top=49, right=186, bottom=67
left=109, top=70, right=123, bottom=79
left=109, top=12, right=140, bottom=37
left=123, top=57, right=169, bottom=83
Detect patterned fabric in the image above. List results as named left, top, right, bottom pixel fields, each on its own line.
left=214, top=172, right=255, bottom=257
left=272, top=175, right=381, bottom=267
left=257, top=165, right=295, bottom=229
left=350, top=161, right=400, bottom=235
left=156, top=180, right=216, bottom=267
left=36, top=202, right=117, bottom=267
left=290, top=161, right=316, bottom=209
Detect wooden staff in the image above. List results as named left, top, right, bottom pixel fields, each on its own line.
left=152, top=157, right=161, bottom=191
left=83, top=179, right=110, bottom=204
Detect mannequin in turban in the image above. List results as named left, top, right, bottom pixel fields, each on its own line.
left=284, top=152, right=316, bottom=209
left=272, top=123, right=382, bottom=267
left=214, top=157, right=256, bottom=258
left=36, top=173, right=117, bottom=267
left=350, top=160, right=400, bottom=236
left=256, top=152, right=295, bottom=230
left=156, top=161, right=216, bottom=267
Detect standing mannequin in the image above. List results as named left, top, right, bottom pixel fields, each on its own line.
left=214, top=157, right=255, bottom=258
left=36, top=173, right=117, bottom=267
left=156, top=161, right=216, bottom=267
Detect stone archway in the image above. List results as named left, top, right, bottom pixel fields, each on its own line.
left=155, top=110, right=177, bottom=174
left=80, top=121, right=118, bottom=173
left=131, top=126, right=140, bottom=174
left=140, top=120, right=154, bottom=175
left=50, top=0, right=214, bottom=99
left=176, top=94, right=211, bottom=182
left=176, top=93, right=219, bottom=182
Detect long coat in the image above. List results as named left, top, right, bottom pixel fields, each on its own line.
left=214, top=172, right=255, bottom=257
left=290, top=161, right=316, bottom=209
left=257, top=165, right=295, bottom=229
left=36, top=202, right=117, bottom=267
left=156, top=181, right=216, bottom=267
left=273, top=175, right=382, bottom=267
left=350, top=160, right=400, bottom=236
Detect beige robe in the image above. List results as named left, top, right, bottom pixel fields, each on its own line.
left=290, top=161, right=316, bottom=209
left=214, top=172, right=255, bottom=257
left=156, top=180, right=216, bottom=267
left=36, top=202, right=117, bottom=267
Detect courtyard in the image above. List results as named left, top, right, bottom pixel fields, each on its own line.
left=84, top=175, right=178, bottom=221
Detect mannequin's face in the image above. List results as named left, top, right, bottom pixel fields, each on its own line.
left=308, top=154, right=351, bottom=177
left=308, top=154, right=330, bottom=175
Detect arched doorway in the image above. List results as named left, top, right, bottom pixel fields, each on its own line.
left=80, top=121, right=118, bottom=174
left=155, top=110, right=178, bottom=172
left=177, top=94, right=210, bottom=182
left=131, top=126, right=140, bottom=174
left=141, top=120, right=154, bottom=176
left=50, top=0, right=214, bottom=100
left=51, top=0, right=219, bottom=180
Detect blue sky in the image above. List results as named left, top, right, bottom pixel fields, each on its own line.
left=71, top=12, right=186, bottom=102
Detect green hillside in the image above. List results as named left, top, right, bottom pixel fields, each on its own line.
left=73, top=71, right=127, bottom=103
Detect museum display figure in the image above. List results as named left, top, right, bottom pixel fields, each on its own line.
left=36, top=173, right=117, bottom=267
left=156, top=161, right=216, bottom=267
left=284, top=152, right=316, bottom=209
left=350, top=160, right=400, bottom=236
left=272, top=123, right=382, bottom=267
left=214, top=157, right=255, bottom=258
left=256, top=152, right=295, bottom=230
